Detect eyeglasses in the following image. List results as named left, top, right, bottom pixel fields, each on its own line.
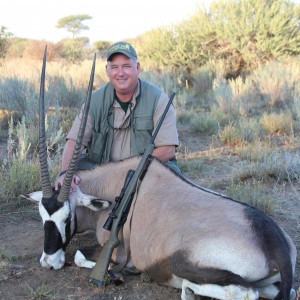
left=107, top=102, right=133, bottom=130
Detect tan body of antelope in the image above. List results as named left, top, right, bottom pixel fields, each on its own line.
left=30, top=156, right=297, bottom=300
left=31, top=48, right=297, bottom=300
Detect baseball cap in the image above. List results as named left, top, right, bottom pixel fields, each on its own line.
left=106, top=41, right=138, bottom=61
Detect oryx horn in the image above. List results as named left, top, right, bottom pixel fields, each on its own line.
left=39, top=45, right=53, bottom=199
left=57, top=53, right=96, bottom=202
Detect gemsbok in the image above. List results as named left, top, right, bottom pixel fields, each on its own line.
left=28, top=49, right=297, bottom=300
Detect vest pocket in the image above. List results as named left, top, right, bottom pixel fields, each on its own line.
left=88, top=131, right=108, bottom=163
left=134, top=115, right=153, bottom=154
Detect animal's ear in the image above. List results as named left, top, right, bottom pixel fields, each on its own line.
left=72, top=189, right=111, bottom=211
left=21, top=191, right=43, bottom=203
left=79, top=196, right=111, bottom=211
left=90, top=199, right=111, bottom=211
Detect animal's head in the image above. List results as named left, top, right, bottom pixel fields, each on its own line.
left=28, top=189, right=110, bottom=270
left=31, top=47, right=108, bottom=270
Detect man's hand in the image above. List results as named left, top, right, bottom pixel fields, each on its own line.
left=54, top=139, right=84, bottom=192
left=54, top=173, right=81, bottom=192
left=152, top=145, right=176, bottom=162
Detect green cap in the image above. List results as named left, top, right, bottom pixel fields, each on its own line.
left=107, top=41, right=138, bottom=61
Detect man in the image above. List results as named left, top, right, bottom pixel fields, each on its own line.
left=54, top=41, right=180, bottom=192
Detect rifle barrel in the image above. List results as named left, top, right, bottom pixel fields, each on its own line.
left=89, top=92, right=176, bottom=285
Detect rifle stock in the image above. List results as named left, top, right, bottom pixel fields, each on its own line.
left=89, top=92, right=176, bottom=286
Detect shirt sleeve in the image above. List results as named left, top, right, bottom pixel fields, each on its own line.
left=153, top=92, right=179, bottom=147
left=66, top=103, right=93, bottom=147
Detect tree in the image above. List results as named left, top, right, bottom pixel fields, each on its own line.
left=136, top=0, right=300, bottom=77
left=57, top=37, right=89, bottom=62
left=93, top=40, right=110, bottom=58
left=0, top=26, right=12, bottom=58
left=56, top=14, right=92, bottom=39
left=181, top=0, right=300, bottom=74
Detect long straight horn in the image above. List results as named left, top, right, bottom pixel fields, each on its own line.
left=57, top=54, right=96, bottom=202
left=39, top=46, right=53, bottom=199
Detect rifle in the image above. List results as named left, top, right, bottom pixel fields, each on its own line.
left=89, top=92, right=176, bottom=286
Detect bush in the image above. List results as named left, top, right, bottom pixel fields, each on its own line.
left=232, top=151, right=300, bottom=183
left=219, top=123, right=244, bottom=147
left=46, top=75, right=85, bottom=108
left=190, top=67, right=215, bottom=95
left=176, top=110, right=196, bottom=125
left=252, top=61, right=295, bottom=108
left=226, top=180, right=277, bottom=214
left=190, top=113, right=219, bottom=134
left=140, top=70, right=177, bottom=97
left=236, top=139, right=272, bottom=162
left=260, top=112, right=293, bottom=135
left=178, top=158, right=204, bottom=174
left=0, top=114, right=63, bottom=200
left=238, top=118, right=265, bottom=143
left=0, top=76, right=37, bottom=114
left=213, top=77, right=240, bottom=117
left=0, top=157, right=41, bottom=199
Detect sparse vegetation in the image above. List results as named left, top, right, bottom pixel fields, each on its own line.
left=25, top=283, right=55, bottom=299
left=0, top=0, right=299, bottom=296
left=226, top=179, right=279, bottom=214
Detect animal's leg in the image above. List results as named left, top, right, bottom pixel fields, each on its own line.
left=254, top=273, right=296, bottom=300
left=181, top=279, right=259, bottom=300
left=74, top=250, right=95, bottom=268
left=74, top=244, right=102, bottom=269
left=257, top=285, right=296, bottom=300
left=181, top=285, right=201, bottom=300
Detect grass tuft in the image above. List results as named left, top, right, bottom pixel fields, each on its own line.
left=25, top=283, right=55, bottom=299
left=226, top=180, right=278, bottom=214
left=219, top=123, right=244, bottom=147
left=261, top=112, right=294, bottom=135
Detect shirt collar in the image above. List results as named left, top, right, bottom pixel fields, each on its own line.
left=113, top=79, right=140, bottom=109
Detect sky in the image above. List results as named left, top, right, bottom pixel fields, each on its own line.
left=1, top=0, right=204, bottom=44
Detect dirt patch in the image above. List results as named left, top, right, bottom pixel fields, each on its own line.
left=0, top=201, right=182, bottom=300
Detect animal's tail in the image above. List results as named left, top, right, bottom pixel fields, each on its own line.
left=245, top=206, right=295, bottom=300
left=273, top=261, right=294, bottom=300
left=253, top=251, right=294, bottom=300
left=269, top=232, right=294, bottom=300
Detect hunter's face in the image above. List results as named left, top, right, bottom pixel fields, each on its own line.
left=106, top=53, right=140, bottom=99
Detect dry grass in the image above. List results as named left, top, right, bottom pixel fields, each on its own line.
left=261, top=112, right=294, bottom=135
left=0, top=57, right=299, bottom=296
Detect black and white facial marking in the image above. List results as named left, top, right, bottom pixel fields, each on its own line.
left=28, top=188, right=111, bottom=270
left=39, top=193, right=76, bottom=270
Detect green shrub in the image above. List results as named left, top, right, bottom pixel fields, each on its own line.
left=190, top=113, right=219, bottom=134
left=140, top=70, right=177, bottom=97
left=213, top=77, right=238, bottom=115
left=46, top=75, right=85, bottom=109
left=191, top=67, right=215, bottom=95
left=0, top=157, right=41, bottom=199
left=219, top=124, right=244, bottom=147
left=176, top=110, right=196, bottom=125
left=178, top=158, right=204, bottom=174
left=210, top=105, right=231, bottom=126
left=0, top=114, right=63, bottom=199
left=238, top=118, right=265, bottom=143
left=0, top=76, right=38, bottom=116
left=252, top=61, right=295, bottom=108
